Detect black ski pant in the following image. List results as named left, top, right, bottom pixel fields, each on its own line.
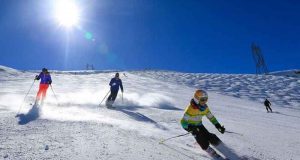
left=265, top=105, right=272, bottom=112
left=107, top=90, right=118, bottom=103
left=188, top=125, right=221, bottom=150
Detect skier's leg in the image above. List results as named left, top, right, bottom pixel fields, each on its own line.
left=268, top=106, right=272, bottom=112
left=208, top=133, right=222, bottom=146
left=265, top=106, right=269, bottom=112
left=107, top=91, right=118, bottom=107
left=40, top=85, right=49, bottom=106
left=107, top=94, right=112, bottom=101
left=35, top=84, right=43, bottom=105
left=194, top=126, right=211, bottom=150
left=193, top=126, right=222, bottom=159
left=106, top=91, right=117, bottom=107
left=194, top=133, right=210, bottom=150
left=106, top=91, right=113, bottom=102
left=111, top=91, right=118, bottom=102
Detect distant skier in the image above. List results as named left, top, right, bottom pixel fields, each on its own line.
left=105, top=73, right=123, bottom=107
left=181, top=89, right=238, bottom=159
left=264, top=98, right=272, bottom=113
left=34, top=68, right=52, bottom=106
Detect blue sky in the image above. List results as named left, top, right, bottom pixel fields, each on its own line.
left=0, top=0, right=299, bottom=73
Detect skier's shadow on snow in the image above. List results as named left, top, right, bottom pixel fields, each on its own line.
left=272, top=111, right=300, bottom=119
left=111, top=107, right=168, bottom=130
left=155, top=103, right=182, bottom=111
left=118, top=98, right=182, bottom=111
left=16, top=105, right=40, bottom=125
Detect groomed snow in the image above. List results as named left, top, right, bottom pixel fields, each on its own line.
left=0, top=66, right=299, bottom=160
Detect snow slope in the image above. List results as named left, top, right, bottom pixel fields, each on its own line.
left=269, top=69, right=300, bottom=78
left=133, top=71, right=300, bottom=109
left=0, top=66, right=300, bottom=160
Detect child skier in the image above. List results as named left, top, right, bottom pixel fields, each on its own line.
left=181, top=89, right=238, bottom=160
left=105, top=72, right=123, bottom=107
left=34, top=68, right=52, bottom=106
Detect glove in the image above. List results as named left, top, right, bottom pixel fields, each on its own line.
left=34, top=75, right=39, bottom=80
left=121, top=89, right=124, bottom=93
left=215, top=123, right=225, bottom=134
left=48, top=80, right=52, bottom=85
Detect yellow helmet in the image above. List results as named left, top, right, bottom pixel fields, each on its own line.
left=193, top=89, right=208, bottom=104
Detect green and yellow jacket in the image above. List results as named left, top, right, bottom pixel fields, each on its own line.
left=181, top=99, right=219, bottom=129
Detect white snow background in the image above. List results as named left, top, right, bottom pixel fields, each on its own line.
left=0, top=65, right=299, bottom=160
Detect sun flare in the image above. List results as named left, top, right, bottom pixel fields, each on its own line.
left=54, top=0, right=80, bottom=28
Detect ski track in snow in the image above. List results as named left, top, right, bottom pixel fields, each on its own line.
left=0, top=66, right=300, bottom=160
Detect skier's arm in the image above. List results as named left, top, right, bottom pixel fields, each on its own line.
left=206, top=107, right=225, bottom=134
left=205, top=108, right=219, bottom=125
left=180, top=115, right=194, bottom=133
left=35, top=73, right=41, bottom=80
left=109, top=79, right=113, bottom=86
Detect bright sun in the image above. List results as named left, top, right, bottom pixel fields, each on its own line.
left=54, top=0, right=80, bottom=28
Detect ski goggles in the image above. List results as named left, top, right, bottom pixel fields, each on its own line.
left=199, top=97, right=208, bottom=102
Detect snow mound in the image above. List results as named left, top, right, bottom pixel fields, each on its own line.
left=269, top=69, right=300, bottom=78
left=0, top=65, right=20, bottom=73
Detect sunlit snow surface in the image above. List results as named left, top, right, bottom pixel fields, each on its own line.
left=0, top=66, right=299, bottom=160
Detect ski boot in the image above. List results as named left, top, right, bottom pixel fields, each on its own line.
left=105, top=100, right=114, bottom=108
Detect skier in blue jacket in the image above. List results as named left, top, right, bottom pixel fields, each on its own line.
left=106, top=73, right=123, bottom=107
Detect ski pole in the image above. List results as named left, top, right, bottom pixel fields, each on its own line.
left=99, top=90, right=110, bottom=106
left=159, top=133, right=190, bottom=144
left=50, top=84, right=60, bottom=106
left=122, top=92, right=124, bottom=103
left=16, top=80, right=35, bottom=116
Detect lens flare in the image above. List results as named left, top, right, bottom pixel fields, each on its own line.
left=84, top=32, right=93, bottom=40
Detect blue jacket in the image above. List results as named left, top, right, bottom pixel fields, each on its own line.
left=109, top=78, right=123, bottom=92
left=36, top=72, right=52, bottom=84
